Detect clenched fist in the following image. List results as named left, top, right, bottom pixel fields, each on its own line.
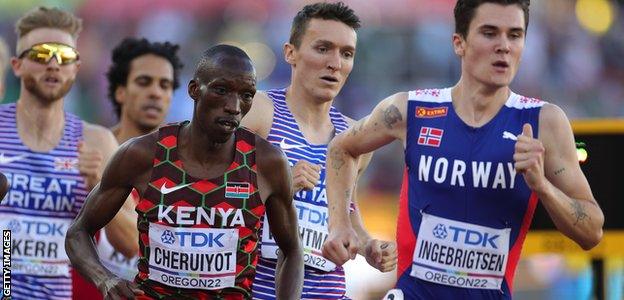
left=513, top=123, right=546, bottom=192
left=291, top=160, right=321, bottom=192
left=364, top=239, right=397, bottom=272
left=78, top=141, right=104, bottom=190
left=97, top=275, right=144, bottom=300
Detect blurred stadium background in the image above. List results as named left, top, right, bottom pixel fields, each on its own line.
left=1, top=0, right=622, bottom=299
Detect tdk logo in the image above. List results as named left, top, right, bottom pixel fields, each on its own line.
left=448, top=226, right=499, bottom=249
left=161, top=230, right=226, bottom=248
left=9, top=220, right=65, bottom=236
left=432, top=224, right=448, bottom=239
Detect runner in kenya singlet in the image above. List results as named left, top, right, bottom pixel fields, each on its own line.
left=134, top=121, right=265, bottom=300
left=0, top=103, right=89, bottom=299
left=253, top=88, right=351, bottom=299
left=395, top=88, right=545, bottom=299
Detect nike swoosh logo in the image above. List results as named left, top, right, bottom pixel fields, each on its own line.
left=0, top=153, right=28, bottom=164
left=279, top=139, right=305, bottom=150
left=160, top=182, right=193, bottom=194
left=502, top=131, right=518, bottom=141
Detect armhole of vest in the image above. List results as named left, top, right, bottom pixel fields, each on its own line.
left=267, top=91, right=280, bottom=137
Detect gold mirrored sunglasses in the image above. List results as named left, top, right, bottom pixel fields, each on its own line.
left=18, top=42, right=80, bottom=65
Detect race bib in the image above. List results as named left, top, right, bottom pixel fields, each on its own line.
left=411, top=213, right=510, bottom=290
left=261, top=201, right=336, bottom=271
left=97, top=231, right=139, bottom=281
left=148, top=223, right=238, bottom=290
left=0, top=215, right=71, bottom=277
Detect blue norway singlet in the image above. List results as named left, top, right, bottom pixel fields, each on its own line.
left=253, top=89, right=351, bottom=299
left=394, top=88, right=545, bottom=299
left=0, top=103, right=89, bottom=299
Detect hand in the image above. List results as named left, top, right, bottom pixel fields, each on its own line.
left=291, top=160, right=321, bottom=192
left=363, top=239, right=397, bottom=272
left=98, top=276, right=144, bottom=300
left=322, top=226, right=359, bottom=266
left=513, top=124, right=546, bottom=192
left=78, top=141, right=104, bottom=190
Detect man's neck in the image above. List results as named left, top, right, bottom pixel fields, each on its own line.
left=185, top=121, right=233, bottom=161
left=451, top=77, right=510, bottom=127
left=16, top=93, right=66, bottom=152
left=111, top=119, right=154, bottom=145
left=285, top=84, right=335, bottom=140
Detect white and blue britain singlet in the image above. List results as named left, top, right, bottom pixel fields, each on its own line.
left=254, top=88, right=350, bottom=299
left=0, top=103, right=89, bottom=299
left=392, top=88, right=545, bottom=300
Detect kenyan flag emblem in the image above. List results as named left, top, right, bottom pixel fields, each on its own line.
left=225, top=182, right=250, bottom=199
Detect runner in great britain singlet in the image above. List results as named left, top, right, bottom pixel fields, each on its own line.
left=393, top=88, right=545, bottom=299
left=253, top=88, right=351, bottom=299
left=0, top=103, right=89, bottom=299
left=134, top=121, right=265, bottom=300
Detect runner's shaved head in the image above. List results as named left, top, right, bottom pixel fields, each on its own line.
left=193, top=44, right=255, bottom=80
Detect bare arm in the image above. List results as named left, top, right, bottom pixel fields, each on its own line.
left=323, top=93, right=407, bottom=265
left=256, top=137, right=303, bottom=299
left=349, top=150, right=374, bottom=250
left=66, top=136, right=154, bottom=297
left=516, top=104, right=603, bottom=250
left=83, top=122, right=139, bottom=257
left=240, top=91, right=274, bottom=138
left=347, top=151, right=398, bottom=272
left=0, top=172, right=7, bottom=199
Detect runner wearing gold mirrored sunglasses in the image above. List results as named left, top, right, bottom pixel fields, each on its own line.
left=18, top=42, right=79, bottom=65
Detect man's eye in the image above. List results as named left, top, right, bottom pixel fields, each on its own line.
left=214, top=87, right=226, bottom=94
left=242, top=93, right=254, bottom=101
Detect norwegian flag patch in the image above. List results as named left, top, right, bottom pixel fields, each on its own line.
left=225, top=182, right=250, bottom=199
left=418, top=127, right=444, bottom=147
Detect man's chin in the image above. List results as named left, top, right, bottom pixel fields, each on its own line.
left=137, top=120, right=163, bottom=133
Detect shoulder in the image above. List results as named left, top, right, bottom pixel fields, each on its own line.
left=539, top=103, right=568, bottom=124
left=538, top=103, right=573, bottom=145
left=82, top=121, right=118, bottom=155
left=254, top=134, right=287, bottom=166
left=82, top=121, right=116, bottom=143
left=241, top=91, right=275, bottom=138
left=113, top=131, right=159, bottom=169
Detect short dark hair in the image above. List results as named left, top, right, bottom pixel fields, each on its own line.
left=454, top=0, right=530, bottom=38
left=106, top=37, right=183, bottom=118
left=193, top=44, right=252, bottom=79
left=289, top=2, right=361, bottom=48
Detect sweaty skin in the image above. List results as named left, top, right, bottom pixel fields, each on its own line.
left=66, top=50, right=303, bottom=299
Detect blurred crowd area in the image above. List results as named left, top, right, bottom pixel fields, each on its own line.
left=2, top=0, right=623, bottom=193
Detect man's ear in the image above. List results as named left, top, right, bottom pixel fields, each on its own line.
left=452, top=33, right=465, bottom=57
left=10, top=57, right=22, bottom=77
left=114, top=86, right=126, bottom=105
left=283, top=43, right=296, bottom=65
left=188, top=79, right=199, bottom=101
